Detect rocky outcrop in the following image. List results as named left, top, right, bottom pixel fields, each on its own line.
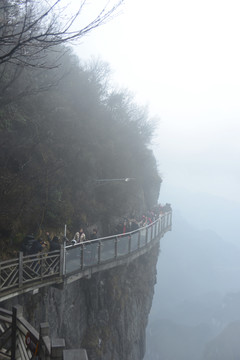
left=3, top=243, right=160, bottom=360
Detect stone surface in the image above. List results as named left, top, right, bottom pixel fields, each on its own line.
left=63, top=349, right=88, bottom=360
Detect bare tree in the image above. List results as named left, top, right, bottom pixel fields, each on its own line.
left=0, top=0, right=124, bottom=68
left=0, top=0, right=124, bottom=104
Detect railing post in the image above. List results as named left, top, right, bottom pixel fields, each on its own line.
left=51, top=338, right=65, bottom=360
left=128, top=235, right=131, bottom=254
left=18, top=251, right=23, bottom=287
left=114, top=237, right=118, bottom=259
left=11, top=307, right=17, bottom=360
left=80, top=244, right=84, bottom=270
left=63, top=240, right=66, bottom=275
left=39, top=322, right=51, bottom=360
left=11, top=305, right=23, bottom=360
left=40, top=254, right=44, bottom=279
left=98, top=241, right=101, bottom=264
left=137, top=230, right=140, bottom=249
left=60, top=243, right=65, bottom=276
left=145, top=228, right=148, bottom=245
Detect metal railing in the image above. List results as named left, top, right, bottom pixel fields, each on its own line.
left=0, top=211, right=172, bottom=298
left=65, top=211, right=172, bottom=274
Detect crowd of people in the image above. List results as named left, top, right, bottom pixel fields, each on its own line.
left=69, top=203, right=171, bottom=244
left=20, top=203, right=171, bottom=255
left=21, top=232, right=61, bottom=256
left=111, top=203, right=171, bottom=236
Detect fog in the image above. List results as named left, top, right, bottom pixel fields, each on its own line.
left=77, top=0, right=240, bottom=204
left=73, top=0, right=240, bottom=358
left=143, top=192, right=240, bottom=359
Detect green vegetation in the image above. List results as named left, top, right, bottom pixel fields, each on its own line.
left=0, top=2, right=162, bottom=258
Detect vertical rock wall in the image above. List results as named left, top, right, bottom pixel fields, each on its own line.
left=2, top=243, right=160, bottom=360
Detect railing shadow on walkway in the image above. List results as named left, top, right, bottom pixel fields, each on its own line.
left=0, top=211, right=172, bottom=302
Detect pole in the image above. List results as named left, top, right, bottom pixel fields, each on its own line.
left=11, top=307, right=17, bottom=360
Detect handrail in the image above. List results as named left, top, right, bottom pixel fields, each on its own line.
left=0, top=304, right=87, bottom=359
left=0, top=211, right=172, bottom=299
left=64, top=212, right=172, bottom=275
left=0, top=305, right=52, bottom=360
left=66, top=221, right=153, bottom=248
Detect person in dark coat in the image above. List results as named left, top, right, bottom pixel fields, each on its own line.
left=29, top=238, right=43, bottom=274
left=90, top=228, right=98, bottom=240
left=30, top=238, right=43, bottom=255
left=129, top=219, right=139, bottom=231
left=50, top=236, right=60, bottom=251
left=20, top=234, right=35, bottom=255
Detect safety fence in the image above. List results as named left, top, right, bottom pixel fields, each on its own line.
left=0, top=305, right=42, bottom=360
left=0, top=305, right=79, bottom=360
left=0, top=250, right=62, bottom=293
left=0, top=211, right=172, bottom=299
left=65, top=211, right=172, bottom=274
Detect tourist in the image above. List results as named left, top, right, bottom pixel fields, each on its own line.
left=50, top=236, right=60, bottom=251
left=73, top=231, right=80, bottom=244
left=73, top=228, right=86, bottom=243
left=90, top=228, right=98, bottom=240
left=79, top=228, right=86, bottom=242
left=30, top=238, right=43, bottom=255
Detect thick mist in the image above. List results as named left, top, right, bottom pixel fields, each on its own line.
left=144, top=187, right=240, bottom=360
left=2, top=0, right=240, bottom=358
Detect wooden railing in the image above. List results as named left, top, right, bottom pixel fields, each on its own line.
left=0, top=250, right=62, bottom=292
left=0, top=305, right=42, bottom=360
left=0, top=211, right=172, bottom=300
left=0, top=305, right=85, bottom=360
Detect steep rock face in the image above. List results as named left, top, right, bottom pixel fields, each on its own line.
left=3, top=243, right=160, bottom=360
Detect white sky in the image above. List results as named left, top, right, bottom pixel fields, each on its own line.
left=74, top=0, right=240, bottom=203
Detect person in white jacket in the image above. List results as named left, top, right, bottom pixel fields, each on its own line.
left=73, top=228, right=86, bottom=244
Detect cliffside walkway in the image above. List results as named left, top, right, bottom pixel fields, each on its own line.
left=0, top=211, right=172, bottom=302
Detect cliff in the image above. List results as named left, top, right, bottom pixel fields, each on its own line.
left=0, top=47, right=161, bottom=257
left=2, top=243, right=160, bottom=360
